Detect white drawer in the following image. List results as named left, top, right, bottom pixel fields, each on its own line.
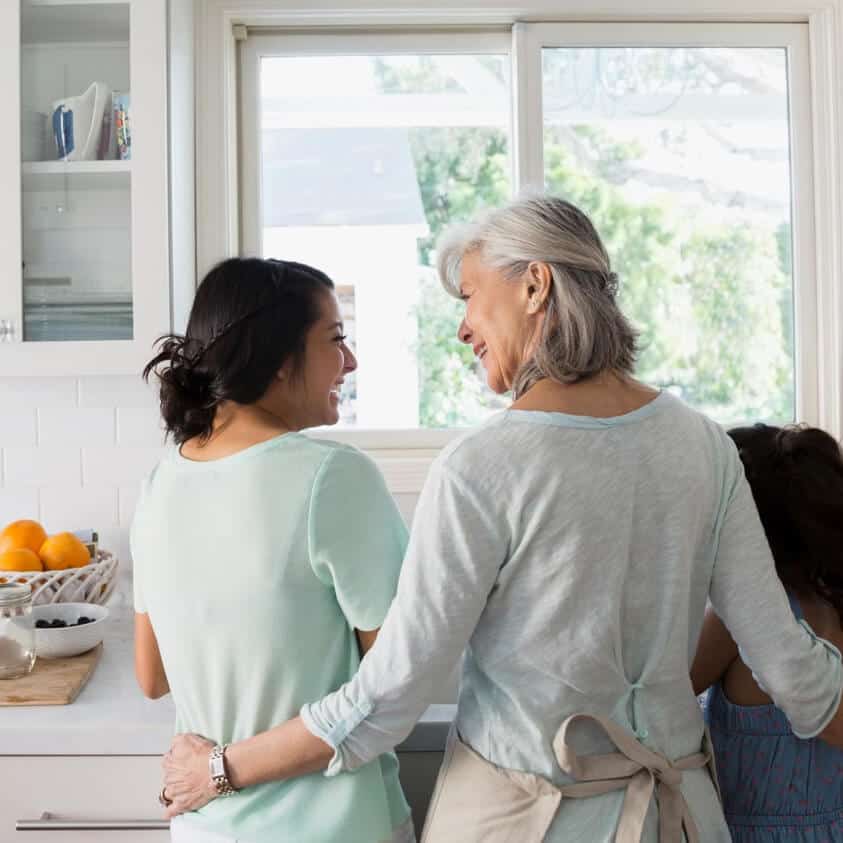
left=0, top=756, right=168, bottom=841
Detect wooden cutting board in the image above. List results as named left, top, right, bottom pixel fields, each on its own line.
left=0, top=644, right=103, bottom=706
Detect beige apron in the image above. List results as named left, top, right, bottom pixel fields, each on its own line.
left=421, top=713, right=721, bottom=843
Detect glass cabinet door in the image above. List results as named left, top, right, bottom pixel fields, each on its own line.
left=0, top=0, right=167, bottom=375
left=18, top=1, right=133, bottom=343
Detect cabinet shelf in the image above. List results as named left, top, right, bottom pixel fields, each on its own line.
left=23, top=161, right=130, bottom=175
left=22, top=161, right=131, bottom=191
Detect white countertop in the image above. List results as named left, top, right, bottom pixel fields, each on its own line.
left=0, top=574, right=454, bottom=756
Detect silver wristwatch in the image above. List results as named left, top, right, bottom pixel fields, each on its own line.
left=209, top=744, right=237, bottom=796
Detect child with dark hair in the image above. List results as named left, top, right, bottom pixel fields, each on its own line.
left=693, top=423, right=843, bottom=842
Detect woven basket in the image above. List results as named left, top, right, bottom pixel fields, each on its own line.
left=0, top=550, right=119, bottom=606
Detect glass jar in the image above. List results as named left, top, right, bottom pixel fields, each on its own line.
left=0, top=583, right=36, bottom=679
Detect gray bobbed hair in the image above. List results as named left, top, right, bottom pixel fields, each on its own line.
left=436, top=194, right=639, bottom=398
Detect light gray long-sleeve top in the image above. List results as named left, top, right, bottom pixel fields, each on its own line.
left=302, top=392, right=843, bottom=840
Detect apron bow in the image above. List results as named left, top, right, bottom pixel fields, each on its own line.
left=554, top=713, right=710, bottom=843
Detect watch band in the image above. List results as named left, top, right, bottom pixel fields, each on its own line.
left=209, top=744, right=237, bottom=796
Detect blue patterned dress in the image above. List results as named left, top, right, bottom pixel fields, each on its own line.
left=705, top=592, right=843, bottom=841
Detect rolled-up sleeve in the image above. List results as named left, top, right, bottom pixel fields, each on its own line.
left=301, top=453, right=506, bottom=775
left=709, top=444, right=843, bottom=738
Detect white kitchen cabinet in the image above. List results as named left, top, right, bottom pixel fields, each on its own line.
left=0, top=755, right=169, bottom=841
left=0, top=0, right=170, bottom=376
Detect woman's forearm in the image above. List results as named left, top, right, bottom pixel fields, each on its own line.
left=224, top=717, right=334, bottom=789
left=300, top=461, right=502, bottom=776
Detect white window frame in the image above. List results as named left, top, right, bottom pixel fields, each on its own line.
left=196, top=1, right=843, bottom=487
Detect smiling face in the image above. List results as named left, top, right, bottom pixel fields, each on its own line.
left=456, top=251, right=547, bottom=394
left=280, top=291, right=357, bottom=429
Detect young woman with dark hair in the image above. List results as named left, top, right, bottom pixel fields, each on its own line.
left=132, top=257, right=413, bottom=843
left=693, top=423, right=843, bottom=842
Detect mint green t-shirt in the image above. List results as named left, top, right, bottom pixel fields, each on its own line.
left=131, top=433, right=410, bottom=843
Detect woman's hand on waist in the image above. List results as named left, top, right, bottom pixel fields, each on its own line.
left=161, top=733, right=218, bottom=818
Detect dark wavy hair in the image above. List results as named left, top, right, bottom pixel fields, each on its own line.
left=143, top=257, right=334, bottom=444
left=729, top=423, right=843, bottom=621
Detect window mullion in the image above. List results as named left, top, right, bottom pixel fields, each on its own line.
left=238, top=36, right=263, bottom=257
left=512, top=22, right=544, bottom=191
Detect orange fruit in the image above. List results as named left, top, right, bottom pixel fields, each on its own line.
left=0, top=547, right=43, bottom=572
left=0, top=519, right=48, bottom=556
left=39, top=532, right=90, bottom=571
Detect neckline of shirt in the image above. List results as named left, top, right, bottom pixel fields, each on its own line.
left=496, top=389, right=671, bottom=430
left=171, top=430, right=303, bottom=468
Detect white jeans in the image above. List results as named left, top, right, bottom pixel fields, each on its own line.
left=170, top=814, right=416, bottom=843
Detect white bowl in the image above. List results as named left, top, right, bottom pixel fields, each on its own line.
left=32, top=603, right=109, bottom=659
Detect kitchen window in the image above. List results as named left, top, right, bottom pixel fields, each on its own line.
left=230, top=20, right=823, bottom=443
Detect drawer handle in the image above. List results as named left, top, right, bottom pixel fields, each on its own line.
left=17, top=812, right=169, bottom=831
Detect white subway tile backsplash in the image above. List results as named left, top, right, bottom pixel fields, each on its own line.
left=0, top=377, right=77, bottom=408
left=78, top=375, right=158, bottom=409
left=4, top=446, right=81, bottom=486
left=0, top=488, right=40, bottom=522
left=40, top=486, right=119, bottom=532
left=116, top=407, right=166, bottom=446
left=0, top=409, right=38, bottom=447
left=82, top=446, right=163, bottom=486
left=0, top=378, right=151, bottom=568
left=38, top=408, right=116, bottom=447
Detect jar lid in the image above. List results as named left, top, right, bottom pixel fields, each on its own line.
left=0, top=583, right=32, bottom=607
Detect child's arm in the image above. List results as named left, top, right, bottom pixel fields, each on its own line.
left=691, top=606, right=739, bottom=695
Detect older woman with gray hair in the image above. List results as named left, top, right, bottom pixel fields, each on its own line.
left=161, top=195, right=843, bottom=842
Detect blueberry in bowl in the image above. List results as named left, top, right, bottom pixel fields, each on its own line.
left=32, top=603, right=109, bottom=659
left=35, top=616, right=95, bottom=629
